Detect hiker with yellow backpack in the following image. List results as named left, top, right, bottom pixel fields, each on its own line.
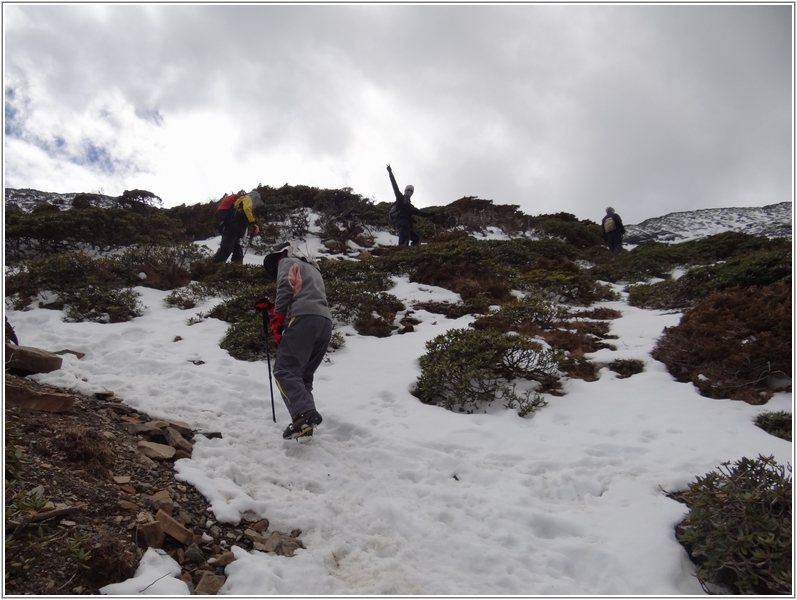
left=213, top=189, right=264, bottom=263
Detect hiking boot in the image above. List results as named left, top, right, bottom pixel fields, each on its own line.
left=282, top=410, right=323, bottom=440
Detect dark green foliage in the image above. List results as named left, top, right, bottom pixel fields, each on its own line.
left=413, top=328, right=557, bottom=415
left=675, top=455, right=792, bottom=595
left=471, top=293, right=568, bottom=332
left=652, top=283, right=791, bottom=402
left=592, top=232, right=790, bottom=285
left=107, top=244, right=213, bottom=290
left=628, top=248, right=792, bottom=309
left=219, top=315, right=277, bottom=362
left=4, top=252, right=144, bottom=322
left=435, top=197, right=530, bottom=236
left=754, top=411, right=792, bottom=442
left=527, top=213, right=606, bottom=249
left=4, top=207, right=189, bottom=262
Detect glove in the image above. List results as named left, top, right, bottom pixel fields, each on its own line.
left=251, top=224, right=259, bottom=236
left=386, top=164, right=392, bottom=172
left=271, top=312, right=286, bottom=346
left=253, top=297, right=274, bottom=312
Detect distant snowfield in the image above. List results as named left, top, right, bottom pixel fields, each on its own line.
left=7, top=228, right=791, bottom=596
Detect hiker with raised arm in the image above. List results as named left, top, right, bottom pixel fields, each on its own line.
left=386, top=164, right=434, bottom=246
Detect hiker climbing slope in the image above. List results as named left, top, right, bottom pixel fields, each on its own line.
left=601, top=206, right=626, bottom=256
left=263, top=241, right=332, bottom=439
left=214, top=189, right=264, bottom=263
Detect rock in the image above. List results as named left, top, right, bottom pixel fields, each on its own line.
left=166, top=420, right=194, bottom=437
left=5, top=343, right=63, bottom=374
left=164, top=427, right=193, bottom=452
left=195, top=573, right=226, bottom=595
left=122, top=422, right=162, bottom=436
left=244, top=529, right=267, bottom=545
left=155, top=509, right=195, bottom=545
left=118, top=500, right=139, bottom=512
left=149, top=490, right=174, bottom=514
left=184, top=543, right=205, bottom=565
left=53, top=349, right=85, bottom=359
left=279, top=538, right=302, bottom=557
left=252, top=519, right=270, bottom=533
left=174, top=449, right=192, bottom=460
left=5, top=376, right=76, bottom=412
left=178, top=510, right=192, bottom=525
left=113, top=476, right=131, bottom=484
left=146, top=420, right=171, bottom=429
left=263, top=532, right=282, bottom=553
left=137, top=521, right=165, bottom=548
left=213, top=551, right=235, bottom=567
left=137, top=441, right=176, bottom=460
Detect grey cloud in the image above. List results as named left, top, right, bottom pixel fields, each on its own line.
left=3, top=4, right=791, bottom=223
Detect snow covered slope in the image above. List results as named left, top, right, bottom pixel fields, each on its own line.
left=623, top=201, right=792, bottom=244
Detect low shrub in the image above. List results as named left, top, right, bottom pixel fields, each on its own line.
left=413, top=328, right=558, bottom=415
left=628, top=248, right=792, bottom=310
left=607, top=359, right=645, bottom=378
left=107, top=244, right=213, bottom=290
left=755, top=411, right=792, bottom=442
left=219, top=315, right=277, bottom=362
left=62, top=286, right=144, bottom=323
left=4, top=253, right=144, bottom=322
left=674, top=455, right=792, bottom=595
left=471, top=293, right=568, bottom=332
left=652, top=283, right=791, bottom=402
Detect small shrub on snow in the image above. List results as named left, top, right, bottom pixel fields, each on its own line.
left=674, top=455, right=791, bottom=595
left=754, top=411, right=792, bottom=442
left=412, top=328, right=557, bottom=416
left=607, top=359, right=645, bottom=378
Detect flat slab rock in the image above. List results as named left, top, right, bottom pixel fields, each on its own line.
left=5, top=374, right=77, bottom=412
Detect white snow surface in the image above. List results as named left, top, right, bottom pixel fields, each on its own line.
left=6, top=231, right=792, bottom=597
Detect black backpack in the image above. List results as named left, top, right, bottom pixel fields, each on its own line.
left=389, top=199, right=402, bottom=223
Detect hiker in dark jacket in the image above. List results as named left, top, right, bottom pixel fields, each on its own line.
left=213, top=190, right=263, bottom=263
left=263, top=241, right=332, bottom=439
left=387, top=164, right=434, bottom=246
left=601, top=206, right=626, bottom=256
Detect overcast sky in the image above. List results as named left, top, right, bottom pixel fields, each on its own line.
left=3, top=3, right=792, bottom=224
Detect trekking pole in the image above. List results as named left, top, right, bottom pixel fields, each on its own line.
left=241, top=231, right=251, bottom=261
left=254, top=298, right=277, bottom=422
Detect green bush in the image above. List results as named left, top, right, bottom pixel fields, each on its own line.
left=413, top=328, right=557, bottom=416
left=471, top=293, right=568, bottom=332
left=755, top=411, right=792, bottom=442
left=107, top=243, right=213, bottom=290
left=62, top=286, right=144, bottom=323
left=4, top=252, right=144, bottom=322
left=628, top=249, right=792, bottom=310
left=4, top=207, right=187, bottom=261
left=675, top=455, right=791, bottom=594
left=219, top=315, right=277, bottom=362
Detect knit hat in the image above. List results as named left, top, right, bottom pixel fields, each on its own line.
left=263, top=240, right=319, bottom=279
left=606, top=206, right=614, bottom=213
left=404, top=185, right=414, bottom=195
left=249, top=190, right=264, bottom=209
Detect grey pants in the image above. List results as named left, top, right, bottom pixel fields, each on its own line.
left=273, top=315, right=332, bottom=419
